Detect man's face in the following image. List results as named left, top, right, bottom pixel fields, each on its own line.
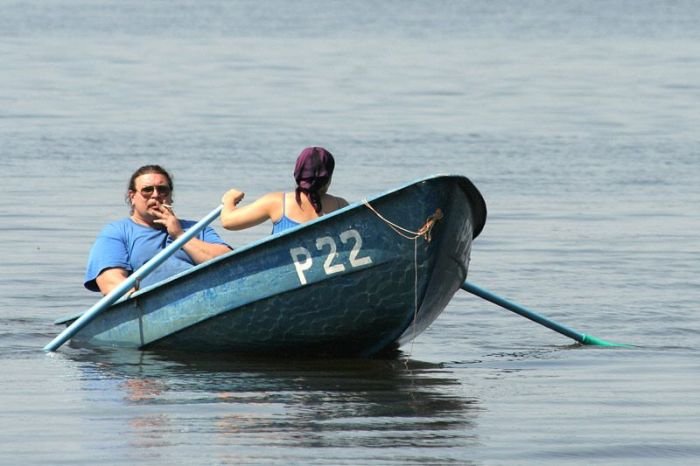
left=129, top=173, right=173, bottom=221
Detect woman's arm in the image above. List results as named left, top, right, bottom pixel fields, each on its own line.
left=220, top=190, right=280, bottom=230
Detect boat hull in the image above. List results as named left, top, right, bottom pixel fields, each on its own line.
left=57, top=175, right=487, bottom=356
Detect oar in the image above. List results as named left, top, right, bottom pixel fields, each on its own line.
left=44, top=205, right=224, bottom=352
left=461, top=280, right=628, bottom=347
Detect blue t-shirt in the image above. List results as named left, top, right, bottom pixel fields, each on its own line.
left=84, top=218, right=230, bottom=292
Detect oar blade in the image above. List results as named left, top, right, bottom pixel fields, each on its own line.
left=580, top=334, right=630, bottom=347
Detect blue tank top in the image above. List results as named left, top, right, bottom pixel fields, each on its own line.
left=271, top=193, right=301, bottom=234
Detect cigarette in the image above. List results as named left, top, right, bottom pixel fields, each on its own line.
left=162, top=204, right=173, bottom=209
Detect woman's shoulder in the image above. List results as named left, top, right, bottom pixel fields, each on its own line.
left=259, top=191, right=286, bottom=203
left=249, top=191, right=286, bottom=217
left=323, top=193, right=349, bottom=211
left=331, top=193, right=349, bottom=206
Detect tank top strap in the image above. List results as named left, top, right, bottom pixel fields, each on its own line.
left=271, top=193, right=301, bottom=235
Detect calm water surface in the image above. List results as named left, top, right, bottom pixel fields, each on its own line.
left=1, top=1, right=699, bottom=464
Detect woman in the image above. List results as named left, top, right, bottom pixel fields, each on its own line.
left=220, top=147, right=348, bottom=233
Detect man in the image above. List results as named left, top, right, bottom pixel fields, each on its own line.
left=84, top=165, right=231, bottom=295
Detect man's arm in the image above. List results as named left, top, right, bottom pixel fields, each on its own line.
left=154, top=205, right=232, bottom=264
left=181, top=239, right=232, bottom=265
left=95, top=267, right=131, bottom=296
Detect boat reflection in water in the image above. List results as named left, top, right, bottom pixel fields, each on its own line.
left=71, top=347, right=482, bottom=459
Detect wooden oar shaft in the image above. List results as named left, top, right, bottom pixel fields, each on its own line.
left=461, top=280, right=626, bottom=347
left=44, top=205, right=223, bottom=352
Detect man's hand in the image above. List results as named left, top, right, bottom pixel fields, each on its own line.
left=153, top=203, right=184, bottom=238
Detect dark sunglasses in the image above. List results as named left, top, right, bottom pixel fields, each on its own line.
left=138, top=185, right=172, bottom=196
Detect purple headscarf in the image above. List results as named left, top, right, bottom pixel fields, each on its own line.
left=294, top=147, right=335, bottom=214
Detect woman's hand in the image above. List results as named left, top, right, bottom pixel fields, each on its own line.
left=222, top=189, right=245, bottom=207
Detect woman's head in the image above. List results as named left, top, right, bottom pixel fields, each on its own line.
left=294, top=147, right=335, bottom=213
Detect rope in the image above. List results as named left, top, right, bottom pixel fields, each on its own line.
left=362, top=200, right=443, bottom=242
left=362, top=200, right=445, bottom=355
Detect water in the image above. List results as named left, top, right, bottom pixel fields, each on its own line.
left=2, top=1, right=699, bottom=464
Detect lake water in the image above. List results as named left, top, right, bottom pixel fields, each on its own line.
left=1, top=1, right=699, bottom=464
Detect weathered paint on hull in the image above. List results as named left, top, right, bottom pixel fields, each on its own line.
left=57, top=175, right=487, bottom=356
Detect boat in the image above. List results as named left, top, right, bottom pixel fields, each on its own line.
left=54, top=174, right=487, bottom=356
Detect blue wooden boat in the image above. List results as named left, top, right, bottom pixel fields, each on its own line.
left=55, top=174, right=487, bottom=356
